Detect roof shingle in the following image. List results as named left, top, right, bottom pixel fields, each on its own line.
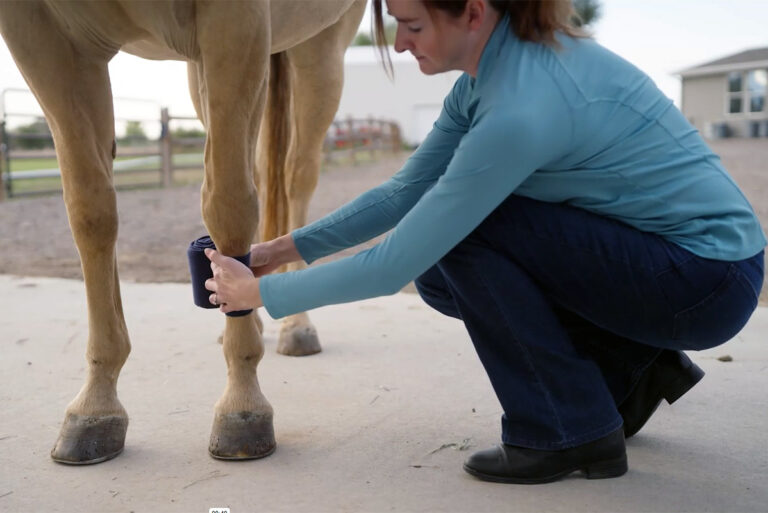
left=688, top=47, right=768, bottom=70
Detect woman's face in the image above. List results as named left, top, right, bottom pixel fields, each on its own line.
left=386, top=0, right=470, bottom=75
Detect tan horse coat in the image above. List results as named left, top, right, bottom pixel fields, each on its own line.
left=0, top=0, right=366, bottom=463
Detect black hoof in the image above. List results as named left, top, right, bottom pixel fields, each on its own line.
left=51, top=414, right=128, bottom=465
left=209, top=411, right=276, bottom=460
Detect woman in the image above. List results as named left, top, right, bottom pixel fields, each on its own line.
left=205, top=0, right=765, bottom=483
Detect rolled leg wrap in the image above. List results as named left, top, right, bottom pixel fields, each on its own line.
left=187, top=235, right=253, bottom=317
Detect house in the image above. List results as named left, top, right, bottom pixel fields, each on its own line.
left=337, top=45, right=461, bottom=146
left=678, top=47, right=768, bottom=139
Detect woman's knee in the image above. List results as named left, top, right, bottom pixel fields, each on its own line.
left=414, top=266, right=461, bottom=319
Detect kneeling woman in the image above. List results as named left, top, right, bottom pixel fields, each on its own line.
left=205, top=0, right=765, bottom=484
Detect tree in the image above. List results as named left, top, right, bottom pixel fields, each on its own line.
left=9, top=117, right=52, bottom=150
left=572, top=0, right=602, bottom=28
left=351, top=20, right=396, bottom=46
left=352, top=32, right=373, bottom=46
left=119, top=120, right=149, bottom=145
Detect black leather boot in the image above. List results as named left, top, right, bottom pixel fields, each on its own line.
left=463, top=427, right=627, bottom=484
left=619, top=350, right=705, bottom=438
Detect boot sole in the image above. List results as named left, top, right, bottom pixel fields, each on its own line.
left=462, top=454, right=628, bottom=484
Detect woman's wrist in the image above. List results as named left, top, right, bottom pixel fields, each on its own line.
left=270, top=233, right=302, bottom=266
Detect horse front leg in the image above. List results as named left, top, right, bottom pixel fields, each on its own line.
left=0, top=3, right=129, bottom=464
left=187, top=62, right=264, bottom=340
left=195, top=2, right=274, bottom=459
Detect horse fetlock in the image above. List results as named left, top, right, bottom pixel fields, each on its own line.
left=208, top=410, right=275, bottom=460
left=85, top=344, right=131, bottom=373
left=51, top=413, right=128, bottom=465
left=67, top=378, right=125, bottom=414
left=254, top=310, right=264, bottom=334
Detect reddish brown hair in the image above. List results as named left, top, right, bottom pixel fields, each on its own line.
left=372, top=0, right=585, bottom=74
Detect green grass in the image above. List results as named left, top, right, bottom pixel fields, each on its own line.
left=4, top=152, right=205, bottom=196
left=9, top=156, right=158, bottom=173
left=9, top=153, right=204, bottom=174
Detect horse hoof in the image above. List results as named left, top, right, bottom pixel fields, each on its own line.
left=209, top=411, right=276, bottom=460
left=51, top=414, right=128, bottom=465
left=277, top=325, right=321, bottom=356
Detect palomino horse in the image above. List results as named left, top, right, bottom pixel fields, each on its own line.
left=0, top=0, right=366, bottom=464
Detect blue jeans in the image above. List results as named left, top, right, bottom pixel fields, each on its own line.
left=415, top=195, right=764, bottom=450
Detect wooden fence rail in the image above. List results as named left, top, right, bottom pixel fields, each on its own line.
left=324, top=116, right=402, bottom=163
left=0, top=107, right=401, bottom=200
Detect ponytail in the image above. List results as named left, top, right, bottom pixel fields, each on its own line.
left=487, top=0, right=584, bottom=45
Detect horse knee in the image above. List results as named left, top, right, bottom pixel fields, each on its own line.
left=65, top=191, right=119, bottom=250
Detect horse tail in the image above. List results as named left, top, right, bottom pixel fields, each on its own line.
left=260, top=51, right=291, bottom=243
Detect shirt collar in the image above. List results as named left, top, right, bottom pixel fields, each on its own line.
left=474, top=13, right=511, bottom=86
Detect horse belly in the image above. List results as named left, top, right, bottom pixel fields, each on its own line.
left=269, top=0, right=357, bottom=53
left=116, top=0, right=358, bottom=62
left=121, top=38, right=188, bottom=61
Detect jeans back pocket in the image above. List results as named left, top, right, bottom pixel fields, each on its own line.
left=672, top=264, right=759, bottom=349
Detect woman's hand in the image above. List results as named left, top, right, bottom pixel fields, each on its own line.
left=204, top=248, right=262, bottom=313
left=249, top=241, right=284, bottom=277
left=249, top=234, right=303, bottom=277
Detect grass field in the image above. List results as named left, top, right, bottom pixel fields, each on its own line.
left=4, top=153, right=205, bottom=195
left=3, top=146, right=395, bottom=196
left=10, top=156, right=140, bottom=172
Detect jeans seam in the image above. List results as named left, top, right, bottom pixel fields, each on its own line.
left=672, top=264, right=736, bottom=340
left=733, top=261, right=761, bottom=301
left=470, top=261, right=568, bottom=442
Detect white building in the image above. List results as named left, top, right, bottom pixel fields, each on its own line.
left=337, top=46, right=462, bottom=146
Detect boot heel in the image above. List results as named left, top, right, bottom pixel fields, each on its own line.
left=664, top=364, right=705, bottom=404
left=583, top=456, right=628, bottom=479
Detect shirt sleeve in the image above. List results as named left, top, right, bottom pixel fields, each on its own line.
left=292, top=76, right=472, bottom=264
left=260, top=81, right=573, bottom=319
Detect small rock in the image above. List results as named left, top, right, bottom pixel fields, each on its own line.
left=717, top=355, right=733, bottom=362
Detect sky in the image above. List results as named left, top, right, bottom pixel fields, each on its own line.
left=0, top=0, right=766, bottom=126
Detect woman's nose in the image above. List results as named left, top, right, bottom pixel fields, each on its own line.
left=393, top=26, right=408, bottom=53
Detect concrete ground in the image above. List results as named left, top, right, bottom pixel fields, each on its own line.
left=1, top=275, right=766, bottom=513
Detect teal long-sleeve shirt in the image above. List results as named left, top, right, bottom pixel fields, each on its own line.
left=259, top=15, right=766, bottom=320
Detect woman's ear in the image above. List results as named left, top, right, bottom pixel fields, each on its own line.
left=466, top=0, right=487, bottom=30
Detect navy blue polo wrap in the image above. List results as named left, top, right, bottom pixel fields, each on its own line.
left=187, top=235, right=253, bottom=317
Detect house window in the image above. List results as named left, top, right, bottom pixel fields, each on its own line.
left=747, top=69, right=767, bottom=113
left=727, top=71, right=743, bottom=113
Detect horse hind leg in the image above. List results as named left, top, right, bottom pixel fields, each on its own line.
left=0, top=4, right=129, bottom=464
left=194, top=2, right=274, bottom=459
left=270, top=0, right=366, bottom=357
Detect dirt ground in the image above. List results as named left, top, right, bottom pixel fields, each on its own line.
left=0, top=140, right=766, bottom=304
left=0, top=152, right=409, bottom=282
